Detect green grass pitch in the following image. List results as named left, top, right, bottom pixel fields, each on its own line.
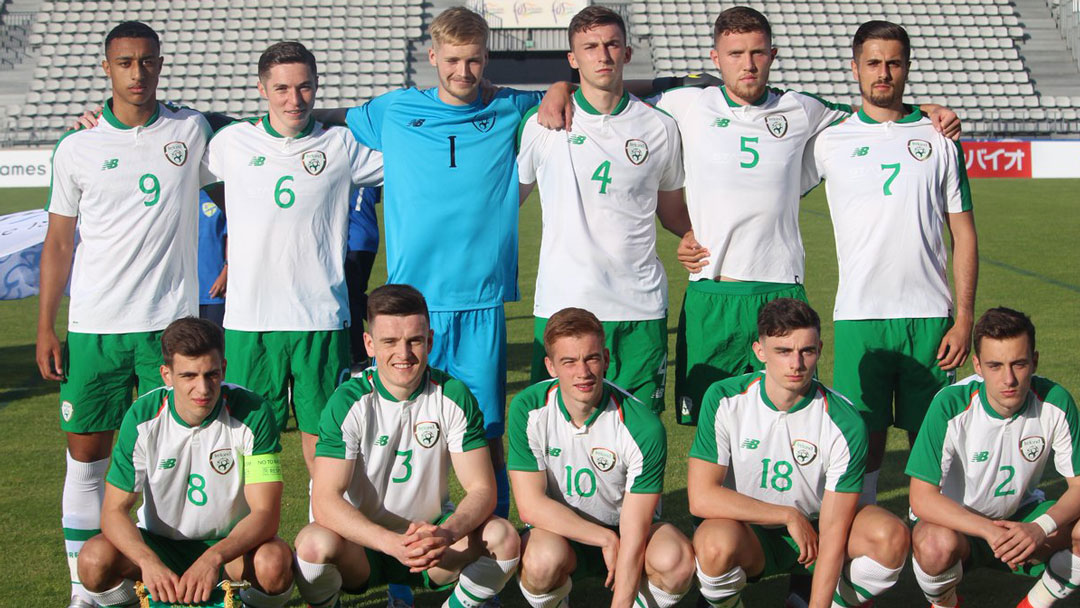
left=1, top=179, right=1078, bottom=605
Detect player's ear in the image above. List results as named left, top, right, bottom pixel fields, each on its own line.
left=160, top=364, right=172, bottom=387
left=624, top=45, right=632, bottom=64
left=972, top=352, right=983, bottom=376
left=428, top=45, right=438, bottom=67
left=850, top=58, right=859, bottom=82
left=256, top=78, right=268, bottom=100
left=427, top=328, right=434, bottom=350
left=709, top=47, right=721, bottom=71
left=1031, top=350, right=1039, bottom=373
left=567, top=50, right=579, bottom=70
left=752, top=339, right=766, bottom=364
left=363, top=331, right=376, bottom=359
left=544, top=356, right=557, bottom=379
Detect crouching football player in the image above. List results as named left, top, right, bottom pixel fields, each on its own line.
left=76, top=317, right=293, bottom=607
left=293, top=284, right=520, bottom=608
left=689, top=299, right=908, bottom=608
left=907, top=307, right=1080, bottom=608
left=509, top=307, right=695, bottom=608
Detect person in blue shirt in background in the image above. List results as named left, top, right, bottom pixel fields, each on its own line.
left=197, top=189, right=227, bottom=328
left=345, top=186, right=380, bottom=367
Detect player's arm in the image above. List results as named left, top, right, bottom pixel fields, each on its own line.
left=209, top=235, right=227, bottom=298
left=610, top=491, right=659, bottom=607
left=909, top=477, right=1000, bottom=541
left=809, top=490, right=858, bottom=608
left=176, top=460, right=283, bottom=603
left=36, top=213, right=77, bottom=380
left=100, top=482, right=183, bottom=604
left=993, top=475, right=1080, bottom=569
left=656, top=188, right=691, bottom=237
left=511, top=469, right=620, bottom=567
left=687, top=458, right=818, bottom=564
left=938, top=210, right=978, bottom=370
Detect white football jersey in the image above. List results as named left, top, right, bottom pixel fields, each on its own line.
left=906, top=375, right=1080, bottom=520
left=507, top=379, right=666, bottom=526
left=203, top=116, right=383, bottom=331
left=653, top=86, right=849, bottom=284
left=47, top=100, right=210, bottom=333
left=106, top=385, right=281, bottom=540
left=804, top=108, right=972, bottom=320
left=315, top=367, right=487, bottom=532
left=690, top=372, right=867, bottom=523
left=517, top=90, right=684, bottom=321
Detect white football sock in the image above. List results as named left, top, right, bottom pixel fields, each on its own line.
left=696, top=561, right=746, bottom=607
left=1028, top=550, right=1080, bottom=606
left=518, top=578, right=571, bottom=608
left=239, top=582, right=294, bottom=608
left=294, top=556, right=341, bottom=608
left=63, top=451, right=109, bottom=603
left=913, top=557, right=962, bottom=607
left=636, top=577, right=686, bottom=608
left=835, top=555, right=903, bottom=605
left=86, top=579, right=137, bottom=607
left=443, top=556, right=519, bottom=608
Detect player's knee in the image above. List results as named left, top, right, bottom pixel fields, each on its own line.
left=864, top=514, right=910, bottom=567
left=294, top=523, right=341, bottom=564
left=520, top=542, right=571, bottom=591
left=77, top=536, right=117, bottom=592
left=252, top=538, right=294, bottom=595
left=1070, top=518, right=1080, bottom=554
left=692, top=519, right=742, bottom=573
left=481, top=516, right=520, bottom=560
left=646, top=535, right=695, bottom=593
left=912, top=523, right=961, bottom=573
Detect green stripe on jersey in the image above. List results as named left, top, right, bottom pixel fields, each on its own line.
left=952, top=140, right=973, bottom=212
left=822, top=385, right=868, bottom=493
left=689, top=373, right=762, bottom=463
left=106, top=387, right=172, bottom=492
left=617, top=388, right=667, bottom=494
left=220, top=385, right=281, bottom=455
left=1034, top=376, right=1080, bottom=475
left=315, top=374, right=377, bottom=459
left=905, top=380, right=979, bottom=485
left=507, top=380, right=557, bottom=472
left=429, top=368, right=487, bottom=452
left=516, top=104, right=540, bottom=152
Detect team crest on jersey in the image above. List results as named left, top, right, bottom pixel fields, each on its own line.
left=907, top=139, right=932, bottom=161
left=765, top=115, right=788, bottom=138
left=624, top=139, right=649, bottom=165
left=791, top=439, right=818, bottom=466
left=61, top=400, right=73, bottom=422
left=164, top=141, right=188, bottom=166
left=590, top=447, right=617, bottom=472
left=302, top=151, right=327, bottom=176
left=209, top=448, right=235, bottom=474
left=414, top=421, right=441, bottom=448
left=471, top=111, right=496, bottom=133
left=201, top=202, right=217, bottom=217
left=1019, top=436, right=1046, bottom=462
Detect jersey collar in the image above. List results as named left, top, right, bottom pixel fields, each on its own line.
left=102, top=98, right=161, bottom=129
left=720, top=85, right=770, bottom=108
left=758, top=371, right=819, bottom=414
left=978, top=383, right=1031, bottom=420
left=261, top=113, right=316, bottom=139
left=574, top=88, right=630, bottom=116
left=555, top=380, right=609, bottom=429
left=856, top=104, right=922, bottom=125
left=372, top=367, right=429, bottom=403
left=167, top=390, right=224, bottom=429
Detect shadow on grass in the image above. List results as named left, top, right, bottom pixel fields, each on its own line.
left=0, top=343, right=57, bottom=408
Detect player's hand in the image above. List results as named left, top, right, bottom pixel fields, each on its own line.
left=401, top=521, right=454, bottom=571
left=209, top=266, right=228, bottom=298
left=140, top=560, right=182, bottom=605
left=176, top=552, right=221, bottom=604
left=936, top=321, right=972, bottom=371
left=538, top=81, right=574, bottom=131
left=991, top=520, right=1046, bottom=569
left=785, top=508, right=819, bottom=566
left=600, top=529, right=620, bottom=589
left=929, top=105, right=962, bottom=141
left=36, top=328, right=64, bottom=381
left=676, top=229, right=710, bottom=273
left=73, top=106, right=102, bottom=130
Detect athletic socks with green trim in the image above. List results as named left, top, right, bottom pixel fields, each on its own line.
left=62, top=451, right=109, bottom=604
left=636, top=578, right=687, bottom=608
left=834, top=555, right=902, bottom=606
left=913, top=557, right=962, bottom=607
left=239, top=582, right=294, bottom=608
left=294, top=556, right=341, bottom=608
left=1025, top=550, right=1080, bottom=607
left=443, top=556, right=519, bottom=608
left=518, top=579, right=571, bottom=608
left=695, top=562, right=746, bottom=607
left=86, top=579, right=137, bottom=607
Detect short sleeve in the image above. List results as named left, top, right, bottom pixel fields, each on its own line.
left=441, top=378, right=487, bottom=453
left=689, top=383, right=730, bottom=466
left=315, top=383, right=363, bottom=460
left=344, top=129, right=385, bottom=187
left=1046, top=384, right=1080, bottom=478
left=651, top=86, right=703, bottom=125
left=943, top=139, right=973, bottom=213
left=823, top=392, right=867, bottom=493
left=106, top=409, right=142, bottom=492
left=506, top=88, right=545, bottom=116
left=801, top=131, right=826, bottom=196
left=797, top=91, right=852, bottom=136
left=506, top=389, right=545, bottom=472
left=346, top=90, right=399, bottom=151
left=515, top=108, right=546, bottom=185
left=905, top=394, right=955, bottom=486
left=657, top=115, right=685, bottom=192
left=202, top=132, right=225, bottom=187
left=625, top=406, right=667, bottom=494
left=231, top=390, right=281, bottom=456
left=45, top=133, right=81, bottom=216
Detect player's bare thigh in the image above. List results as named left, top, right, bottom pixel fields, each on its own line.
left=693, top=518, right=766, bottom=577
left=294, top=522, right=372, bottom=588
left=518, top=527, right=577, bottom=593
left=426, top=515, right=520, bottom=587
left=223, top=535, right=293, bottom=594
left=847, top=504, right=910, bottom=568
left=644, top=521, right=696, bottom=593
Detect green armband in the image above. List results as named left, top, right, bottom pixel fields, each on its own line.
left=243, top=452, right=282, bottom=484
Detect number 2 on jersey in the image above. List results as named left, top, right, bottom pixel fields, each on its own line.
left=994, top=465, right=1016, bottom=497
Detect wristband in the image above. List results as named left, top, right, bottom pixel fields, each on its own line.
left=1032, top=513, right=1057, bottom=536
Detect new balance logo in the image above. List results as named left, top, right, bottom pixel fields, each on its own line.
left=971, top=451, right=990, bottom=463
left=568, top=134, right=586, bottom=145
left=158, top=458, right=176, bottom=470
left=851, top=146, right=870, bottom=157
left=248, top=156, right=266, bottom=166
left=101, top=158, right=119, bottom=170
left=375, top=435, right=389, bottom=446
left=711, top=118, right=730, bottom=128
left=741, top=439, right=760, bottom=450
left=547, top=447, right=562, bottom=457
left=408, top=119, right=425, bottom=127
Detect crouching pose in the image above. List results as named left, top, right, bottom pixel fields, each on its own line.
left=907, top=307, right=1080, bottom=608
left=293, top=284, right=520, bottom=608
left=509, top=307, right=695, bottom=608
left=689, top=299, right=908, bottom=608
left=77, top=317, right=293, bottom=607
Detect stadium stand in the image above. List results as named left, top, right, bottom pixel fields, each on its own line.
left=3, top=0, right=424, bottom=145
left=1, top=0, right=1079, bottom=144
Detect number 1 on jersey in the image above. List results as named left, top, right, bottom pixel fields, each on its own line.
left=591, top=160, right=612, bottom=194
left=448, top=136, right=457, bottom=168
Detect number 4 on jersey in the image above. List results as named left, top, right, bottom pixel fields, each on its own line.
left=592, top=160, right=612, bottom=194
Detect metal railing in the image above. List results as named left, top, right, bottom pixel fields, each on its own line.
left=1049, top=0, right=1080, bottom=69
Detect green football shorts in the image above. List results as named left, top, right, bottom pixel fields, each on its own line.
left=344, top=512, right=457, bottom=594
left=59, top=331, right=164, bottom=433
left=832, top=317, right=954, bottom=433
left=224, top=329, right=350, bottom=434
left=748, top=522, right=818, bottom=580
left=965, top=499, right=1053, bottom=577
left=675, top=280, right=808, bottom=425
left=531, top=316, right=667, bottom=413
